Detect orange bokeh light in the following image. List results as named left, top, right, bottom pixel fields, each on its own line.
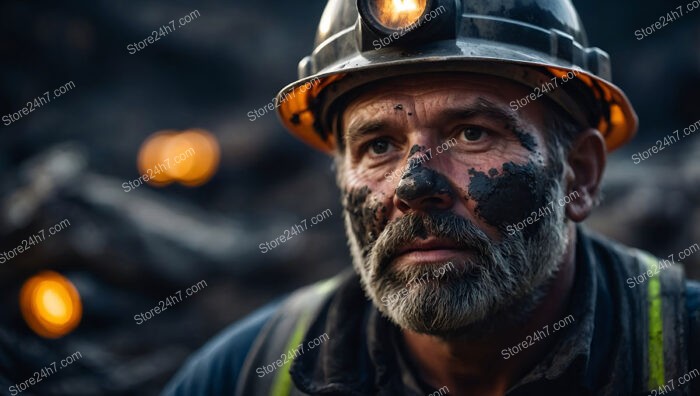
left=20, top=271, right=82, bottom=339
left=138, top=131, right=177, bottom=186
left=137, top=128, right=220, bottom=187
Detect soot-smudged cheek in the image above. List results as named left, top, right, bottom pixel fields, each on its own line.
left=343, top=186, right=389, bottom=252
left=467, top=161, right=550, bottom=236
left=513, top=130, right=538, bottom=153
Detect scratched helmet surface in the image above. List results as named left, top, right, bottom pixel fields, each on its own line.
left=276, top=0, right=638, bottom=153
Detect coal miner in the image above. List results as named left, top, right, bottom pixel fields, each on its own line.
left=165, top=0, right=700, bottom=395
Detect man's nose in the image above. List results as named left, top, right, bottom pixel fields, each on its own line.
left=393, top=162, right=455, bottom=213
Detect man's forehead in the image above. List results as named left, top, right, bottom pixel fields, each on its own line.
left=340, top=73, right=544, bottom=138
left=341, top=73, right=537, bottom=121
left=346, top=97, right=519, bottom=130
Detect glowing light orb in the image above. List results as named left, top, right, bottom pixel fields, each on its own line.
left=137, top=129, right=220, bottom=187
left=20, top=271, right=82, bottom=339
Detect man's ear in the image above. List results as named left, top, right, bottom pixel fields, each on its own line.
left=564, top=128, right=606, bottom=222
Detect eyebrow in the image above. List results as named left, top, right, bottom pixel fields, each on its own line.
left=342, top=97, right=527, bottom=146
left=345, top=120, right=389, bottom=146
left=437, top=98, right=523, bottom=130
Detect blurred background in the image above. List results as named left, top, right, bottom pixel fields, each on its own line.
left=0, top=0, right=698, bottom=394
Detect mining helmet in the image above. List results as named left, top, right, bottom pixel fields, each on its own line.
left=276, top=0, right=638, bottom=153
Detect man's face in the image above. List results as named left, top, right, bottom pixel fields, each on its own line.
left=335, top=73, right=572, bottom=337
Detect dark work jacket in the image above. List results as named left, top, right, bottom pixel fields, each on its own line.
left=163, top=227, right=700, bottom=395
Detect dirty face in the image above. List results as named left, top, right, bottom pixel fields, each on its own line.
left=335, top=73, right=573, bottom=337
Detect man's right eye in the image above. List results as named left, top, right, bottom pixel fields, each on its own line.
left=368, top=138, right=390, bottom=155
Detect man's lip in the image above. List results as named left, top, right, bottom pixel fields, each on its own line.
left=395, top=237, right=462, bottom=255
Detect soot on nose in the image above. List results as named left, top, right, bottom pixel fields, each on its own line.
left=396, top=161, right=452, bottom=205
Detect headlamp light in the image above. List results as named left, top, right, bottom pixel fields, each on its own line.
left=365, top=0, right=429, bottom=31
left=356, top=0, right=457, bottom=50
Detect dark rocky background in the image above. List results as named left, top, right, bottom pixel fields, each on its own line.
left=0, top=0, right=697, bottom=394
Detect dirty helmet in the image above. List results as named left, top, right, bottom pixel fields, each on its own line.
left=276, top=0, right=638, bottom=153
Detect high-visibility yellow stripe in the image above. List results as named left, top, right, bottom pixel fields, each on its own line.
left=641, top=252, right=665, bottom=389
left=270, top=312, right=310, bottom=396
left=270, top=277, right=339, bottom=396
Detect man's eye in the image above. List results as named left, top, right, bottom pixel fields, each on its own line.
left=368, top=139, right=390, bottom=155
left=461, top=127, right=486, bottom=142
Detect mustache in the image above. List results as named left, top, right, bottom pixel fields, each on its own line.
left=371, top=211, right=494, bottom=275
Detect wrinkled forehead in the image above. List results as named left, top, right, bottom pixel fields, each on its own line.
left=338, top=73, right=549, bottom=146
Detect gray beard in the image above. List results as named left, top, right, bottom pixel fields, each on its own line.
left=344, top=180, right=570, bottom=339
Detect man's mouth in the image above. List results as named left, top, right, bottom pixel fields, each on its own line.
left=393, top=237, right=469, bottom=265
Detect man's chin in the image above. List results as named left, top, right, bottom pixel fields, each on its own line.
left=377, top=271, right=555, bottom=339
left=371, top=269, right=541, bottom=338
left=374, top=279, right=491, bottom=335
left=382, top=299, right=520, bottom=340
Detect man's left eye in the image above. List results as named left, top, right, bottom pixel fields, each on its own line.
left=460, top=127, right=487, bottom=142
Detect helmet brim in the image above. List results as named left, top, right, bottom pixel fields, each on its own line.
left=276, top=39, right=638, bottom=153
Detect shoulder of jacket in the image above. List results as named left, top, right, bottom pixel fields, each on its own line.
left=685, top=280, right=700, bottom=352
left=685, top=280, right=700, bottom=310
left=162, top=299, right=283, bottom=396
left=684, top=280, right=700, bottom=396
left=234, top=271, right=350, bottom=396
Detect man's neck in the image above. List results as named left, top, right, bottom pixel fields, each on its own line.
left=399, top=227, right=578, bottom=396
